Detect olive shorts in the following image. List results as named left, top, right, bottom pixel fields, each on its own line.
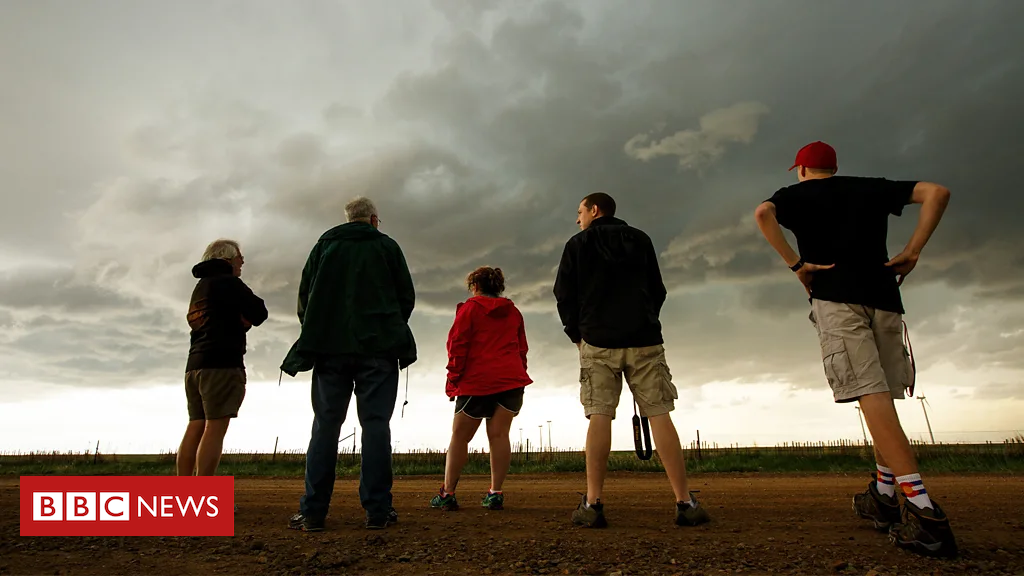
left=578, top=341, right=678, bottom=419
left=809, top=299, right=915, bottom=403
left=185, top=368, right=247, bottom=421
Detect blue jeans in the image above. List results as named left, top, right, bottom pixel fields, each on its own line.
left=299, top=355, right=399, bottom=521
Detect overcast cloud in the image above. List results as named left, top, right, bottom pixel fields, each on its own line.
left=1, top=0, right=1023, bottom=423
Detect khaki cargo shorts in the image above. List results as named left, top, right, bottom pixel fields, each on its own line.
left=578, top=341, right=678, bottom=419
left=809, top=299, right=915, bottom=403
left=185, top=368, right=247, bottom=421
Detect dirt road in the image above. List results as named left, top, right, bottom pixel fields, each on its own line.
left=2, top=472, right=1022, bottom=575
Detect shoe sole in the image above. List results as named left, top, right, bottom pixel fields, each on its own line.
left=675, top=517, right=711, bottom=527
left=852, top=496, right=896, bottom=531
left=572, top=516, right=608, bottom=528
left=431, top=503, right=459, bottom=511
left=365, top=521, right=392, bottom=530
left=889, top=534, right=958, bottom=558
left=288, top=523, right=324, bottom=532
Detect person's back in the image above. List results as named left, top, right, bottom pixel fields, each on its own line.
left=446, top=295, right=531, bottom=397
left=187, top=258, right=267, bottom=371
left=178, top=239, right=267, bottom=481
left=282, top=214, right=416, bottom=375
left=755, top=141, right=958, bottom=559
left=769, top=174, right=915, bottom=313
left=556, top=215, right=666, bottom=350
left=554, top=193, right=709, bottom=530
left=433, top=267, right=531, bottom=513
left=284, top=196, right=416, bottom=533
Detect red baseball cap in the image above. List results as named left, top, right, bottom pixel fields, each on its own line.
left=789, top=141, right=837, bottom=171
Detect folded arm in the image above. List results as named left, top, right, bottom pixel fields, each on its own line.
left=236, top=279, right=269, bottom=327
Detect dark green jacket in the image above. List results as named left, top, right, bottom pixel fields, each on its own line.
left=280, top=222, right=417, bottom=376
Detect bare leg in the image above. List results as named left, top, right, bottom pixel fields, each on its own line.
left=859, top=392, right=918, bottom=477
left=585, top=415, right=613, bottom=504
left=444, top=413, right=482, bottom=493
left=176, top=420, right=205, bottom=476
left=196, top=417, right=231, bottom=476
left=485, top=408, right=515, bottom=492
left=874, top=445, right=888, bottom=467
left=648, top=413, right=691, bottom=501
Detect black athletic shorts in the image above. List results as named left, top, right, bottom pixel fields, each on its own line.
left=454, top=387, right=525, bottom=419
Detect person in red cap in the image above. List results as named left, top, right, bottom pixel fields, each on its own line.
left=754, top=141, right=957, bottom=558
left=429, top=266, right=532, bottom=512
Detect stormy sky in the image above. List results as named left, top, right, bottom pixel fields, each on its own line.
left=1, top=0, right=1022, bottom=453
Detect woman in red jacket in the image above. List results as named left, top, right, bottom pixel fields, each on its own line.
left=430, top=266, right=532, bottom=511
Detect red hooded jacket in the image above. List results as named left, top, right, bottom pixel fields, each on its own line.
left=445, top=296, right=532, bottom=398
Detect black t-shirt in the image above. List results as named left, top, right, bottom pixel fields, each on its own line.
left=766, top=175, right=917, bottom=314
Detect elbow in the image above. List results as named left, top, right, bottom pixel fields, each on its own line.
left=935, top=185, right=951, bottom=205
left=754, top=202, right=774, bottom=223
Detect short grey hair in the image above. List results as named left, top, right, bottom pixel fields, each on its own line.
left=202, top=238, right=241, bottom=262
left=345, top=196, right=378, bottom=223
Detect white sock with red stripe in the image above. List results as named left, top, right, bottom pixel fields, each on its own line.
left=875, top=465, right=896, bottom=498
left=896, top=473, right=933, bottom=509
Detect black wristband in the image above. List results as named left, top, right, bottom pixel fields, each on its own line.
left=790, top=259, right=805, bottom=272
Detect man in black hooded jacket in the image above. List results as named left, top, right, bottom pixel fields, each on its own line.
left=178, top=238, right=268, bottom=477
left=553, top=193, right=710, bottom=529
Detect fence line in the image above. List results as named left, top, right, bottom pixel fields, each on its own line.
left=3, top=434, right=1022, bottom=466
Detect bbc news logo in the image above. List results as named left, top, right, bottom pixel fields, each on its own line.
left=20, top=476, right=234, bottom=536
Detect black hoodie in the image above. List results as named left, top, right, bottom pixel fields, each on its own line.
left=185, top=258, right=269, bottom=372
left=553, top=216, right=667, bottom=349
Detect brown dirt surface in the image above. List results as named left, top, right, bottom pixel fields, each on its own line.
left=2, top=472, right=1022, bottom=575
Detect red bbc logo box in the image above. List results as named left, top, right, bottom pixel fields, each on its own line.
left=20, top=476, right=234, bottom=537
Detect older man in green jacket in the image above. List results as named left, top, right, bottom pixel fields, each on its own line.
left=282, top=196, right=417, bottom=532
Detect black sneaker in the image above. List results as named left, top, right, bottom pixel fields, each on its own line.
left=288, top=513, right=324, bottom=532
left=675, top=492, right=711, bottom=526
left=388, top=507, right=399, bottom=523
left=571, top=493, right=607, bottom=528
left=853, top=476, right=901, bottom=531
left=889, top=499, right=959, bottom=558
left=365, top=515, right=393, bottom=530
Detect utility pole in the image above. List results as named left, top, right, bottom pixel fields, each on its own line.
left=855, top=406, right=869, bottom=446
left=547, top=421, right=552, bottom=451
left=918, top=396, right=935, bottom=444
left=538, top=425, right=543, bottom=450
left=519, top=428, right=523, bottom=449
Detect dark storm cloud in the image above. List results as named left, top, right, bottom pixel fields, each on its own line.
left=2, top=0, right=1022, bottom=399
left=0, top=308, right=186, bottom=386
left=0, top=268, right=141, bottom=313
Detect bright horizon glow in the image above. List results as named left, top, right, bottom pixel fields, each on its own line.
left=2, top=369, right=1019, bottom=456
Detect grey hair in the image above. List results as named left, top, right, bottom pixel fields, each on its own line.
left=345, top=196, right=378, bottom=222
left=202, top=238, right=241, bottom=262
